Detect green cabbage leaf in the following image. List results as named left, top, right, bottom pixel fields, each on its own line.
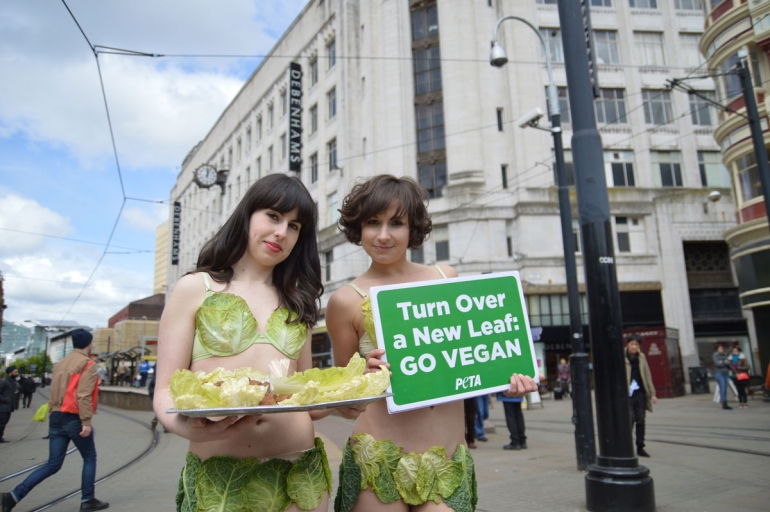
left=286, top=441, right=329, bottom=510
left=170, top=367, right=269, bottom=409
left=241, top=458, right=293, bottom=512
left=271, top=353, right=367, bottom=395
left=265, top=308, right=307, bottom=359
left=361, top=297, right=378, bottom=348
left=196, top=294, right=259, bottom=355
left=195, top=456, right=252, bottom=512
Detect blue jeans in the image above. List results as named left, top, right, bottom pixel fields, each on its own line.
left=714, top=373, right=730, bottom=403
left=13, top=412, right=97, bottom=503
left=475, top=395, right=490, bottom=439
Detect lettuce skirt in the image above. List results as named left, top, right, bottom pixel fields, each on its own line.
left=334, top=433, right=478, bottom=512
left=177, top=438, right=332, bottom=512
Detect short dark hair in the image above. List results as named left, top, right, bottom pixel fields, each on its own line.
left=338, top=174, right=432, bottom=249
left=627, top=334, right=642, bottom=343
left=193, top=173, right=323, bottom=326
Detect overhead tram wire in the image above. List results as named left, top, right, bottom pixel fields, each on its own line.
left=58, top=0, right=130, bottom=325
left=0, top=227, right=151, bottom=253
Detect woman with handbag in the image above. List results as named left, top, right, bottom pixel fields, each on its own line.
left=730, top=346, right=750, bottom=409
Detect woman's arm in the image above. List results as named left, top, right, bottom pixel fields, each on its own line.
left=153, top=274, right=257, bottom=441
left=326, top=287, right=364, bottom=368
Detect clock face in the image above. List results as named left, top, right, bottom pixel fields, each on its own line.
left=195, top=165, right=218, bottom=188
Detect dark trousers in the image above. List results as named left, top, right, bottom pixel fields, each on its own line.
left=463, top=398, right=477, bottom=444
left=630, top=392, right=646, bottom=449
left=22, top=393, right=33, bottom=409
left=0, top=411, right=10, bottom=439
left=503, top=401, right=526, bottom=446
left=12, top=412, right=97, bottom=503
left=733, top=379, right=748, bottom=403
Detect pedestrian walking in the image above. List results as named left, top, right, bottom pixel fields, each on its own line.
left=138, top=360, right=150, bottom=388
left=557, top=357, right=571, bottom=398
left=625, top=334, right=657, bottom=458
left=730, top=346, right=750, bottom=409
left=20, top=375, right=35, bottom=409
left=475, top=394, right=490, bottom=442
left=0, top=366, right=19, bottom=443
left=713, top=345, right=733, bottom=410
left=1, top=329, right=109, bottom=511
left=116, top=364, right=127, bottom=387
left=498, top=391, right=527, bottom=451
left=464, top=397, right=478, bottom=449
left=326, top=174, right=537, bottom=511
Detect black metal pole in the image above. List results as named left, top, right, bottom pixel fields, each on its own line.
left=736, top=58, right=770, bottom=229
left=552, top=113, right=597, bottom=471
left=556, top=1, right=654, bottom=510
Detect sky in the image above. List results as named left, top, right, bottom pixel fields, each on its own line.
left=0, top=0, right=310, bottom=330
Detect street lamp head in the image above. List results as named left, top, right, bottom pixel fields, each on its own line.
left=707, top=190, right=722, bottom=203
left=489, top=40, right=508, bottom=68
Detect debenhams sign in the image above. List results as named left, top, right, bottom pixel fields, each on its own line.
left=289, top=62, right=302, bottom=173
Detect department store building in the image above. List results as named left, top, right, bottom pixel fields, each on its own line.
left=167, top=0, right=762, bottom=377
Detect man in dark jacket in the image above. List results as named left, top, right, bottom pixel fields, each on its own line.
left=20, top=376, right=35, bottom=409
left=0, top=366, right=19, bottom=442
left=624, top=335, right=657, bottom=458
left=1, top=330, right=109, bottom=512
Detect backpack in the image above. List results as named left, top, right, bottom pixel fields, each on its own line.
left=61, top=360, right=100, bottom=414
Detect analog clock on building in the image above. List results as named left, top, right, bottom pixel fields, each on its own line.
left=194, top=165, right=218, bottom=188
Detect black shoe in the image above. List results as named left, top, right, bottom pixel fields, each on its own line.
left=0, top=439, right=9, bottom=443
left=722, top=402, right=733, bottom=410
left=503, top=443, right=521, bottom=451
left=80, top=498, right=109, bottom=511
left=520, top=442, right=528, bottom=449
left=2, top=492, right=17, bottom=512
left=637, top=448, right=650, bottom=457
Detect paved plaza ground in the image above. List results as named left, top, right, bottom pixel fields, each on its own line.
left=1, top=388, right=767, bottom=511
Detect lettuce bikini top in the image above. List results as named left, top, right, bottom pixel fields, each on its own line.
left=348, top=265, right=448, bottom=359
left=191, top=273, right=308, bottom=363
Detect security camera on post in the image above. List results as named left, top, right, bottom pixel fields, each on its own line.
left=515, top=108, right=544, bottom=129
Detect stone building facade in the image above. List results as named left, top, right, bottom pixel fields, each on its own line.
left=167, top=0, right=753, bottom=376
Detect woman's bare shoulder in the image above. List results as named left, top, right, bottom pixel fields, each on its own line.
left=436, top=264, right=459, bottom=278
left=170, top=273, right=206, bottom=295
left=328, top=283, right=362, bottom=311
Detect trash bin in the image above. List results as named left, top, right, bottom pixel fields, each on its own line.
left=688, top=367, right=710, bottom=395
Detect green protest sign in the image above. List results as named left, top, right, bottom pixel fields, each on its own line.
left=370, top=272, right=538, bottom=413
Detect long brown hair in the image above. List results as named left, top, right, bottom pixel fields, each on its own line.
left=193, top=173, right=322, bottom=325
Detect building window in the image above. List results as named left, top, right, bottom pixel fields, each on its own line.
left=736, top=153, right=764, bottom=202
left=634, top=32, right=666, bottom=67
left=630, top=0, right=657, bottom=8
left=268, top=104, right=274, bottom=131
left=680, top=33, right=704, bottom=69
left=246, top=127, right=251, bottom=153
left=228, top=147, right=233, bottom=169
left=327, top=88, right=336, bottom=119
left=642, top=89, right=674, bottom=125
left=327, top=39, right=336, bottom=69
left=411, top=5, right=438, bottom=40
left=310, top=58, right=318, bottom=86
left=419, top=162, right=447, bottom=199
left=257, top=116, right=262, bottom=140
left=595, top=88, right=627, bottom=124
left=413, top=46, right=442, bottom=95
left=245, top=166, right=250, bottom=188
left=605, top=151, right=635, bottom=187
left=527, top=294, right=588, bottom=327
left=593, top=30, right=620, bottom=65
left=236, top=175, right=241, bottom=200
left=539, top=28, right=564, bottom=63
left=327, top=138, right=337, bottom=171
left=592, top=0, right=612, bottom=5
left=280, top=90, right=287, bottom=117
left=506, top=220, right=514, bottom=257
left=615, top=217, right=630, bottom=253
left=280, top=133, right=287, bottom=160
left=675, top=0, right=701, bottom=9
left=411, top=246, right=425, bottom=263
left=268, top=146, right=274, bottom=171
left=417, top=102, right=445, bottom=153
left=256, top=156, right=262, bottom=178
left=698, top=151, right=730, bottom=188
left=310, top=152, right=319, bottom=183
left=325, top=250, right=333, bottom=282
left=496, top=108, right=504, bottom=132
left=310, top=104, right=318, bottom=134
left=690, top=91, right=715, bottom=126
left=327, top=191, right=339, bottom=225
left=719, top=53, right=742, bottom=101
left=434, top=225, right=449, bottom=261
left=237, top=138, right=242, bottom=162
left=652, top=151, right=683, bottom=187
left=572, top=219, right=581, bottom=253
left=501, top=164, right=508, bottom=189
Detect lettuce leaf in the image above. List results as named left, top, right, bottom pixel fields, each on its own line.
left=242, top=458, right=293, bottom=512
left=393, top=452, right=423, bottom=505
left=361, top=367, right=391, bottom=397
left=286, top=443, right=328, bottom=510
left=351, top=433, right=383, bottom=489
left=271, top=353, right=367, bottom=396
left=416, top=446, right=464, bottom=505
left=334, top=439, right=362, bottom=512
left=195, top=456, right=252, bottom=512
left=316, top=437, right=333, bottom=494
left=218, top=377, right=268, bottom=407
left=371, top=439, right=402, bottom=504
left=196, top=294, right=259, bottom=355
left=170, top=367, right=268, bottom=409
left=444, top=445, right=477, bottom=512
left=265, top=308, right=307, bottom=360
left=279, top=381, right=320, bottom=406
left=176, top=452, right=201, bottom=512
left=361, top=297, right=378, bottom=348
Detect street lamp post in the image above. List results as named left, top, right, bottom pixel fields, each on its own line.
left=490, top=16, right=596, bottom=471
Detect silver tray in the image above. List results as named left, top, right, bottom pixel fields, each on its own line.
left=167, top=393, right=392, bottom=417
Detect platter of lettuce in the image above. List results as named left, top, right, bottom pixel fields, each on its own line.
left=167, top=353, right=391, bottom=417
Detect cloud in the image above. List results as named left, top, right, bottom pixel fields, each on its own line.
left=0, top=193, right=73, bottom=256
left=122, top=204, right=168, bottom=232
